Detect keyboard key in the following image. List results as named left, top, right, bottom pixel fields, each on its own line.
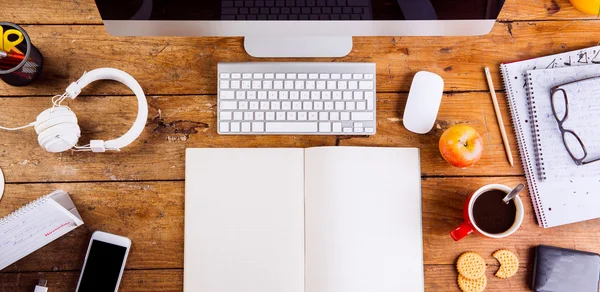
left=343, top=127, right=352, bottom=133
left=333, top=122, right=342, bottom=132
left=265, top=73, right=275, bottom=79
left=357, top=101, right=366, bottom=110
left=220, top=122, right=229, bottom=132
left=317, top=81, right=326, bottom=89
left=241, top=122, right=251, bottom=132
left=274, top=80, right=284, bottom=89
left=359, top=81, right=374, bottom=90
left=342, top=74, right=351, bottom=79
left=300, top=91, right=310, bottom=99
left=324, top=101, right=334, bottom=110
left=252, top=122, right=264, bottom=132
left=322, top=91, right=331, bottom=99
left=242, top=73, right=252, bottom=79
left=220, top=73, right=231, bottom=78
left=231, top=73, right=242, bottom=79
left=319, top=112, right=328, bottom=120
left=335, top=101, right=345, bottom=110
left=220, top=80, right=230, bottom=89
left=314, top=101, right=324, bottom=110
left=266, top=122, right=317, bottom=133
left=239, top=101, right=249, bottom=110
left=286, top=73, right=297, bottom=79
left=231, top=122, right=240, bottom=132
left=298, top=112, right=308, bottom=120
left=331, top=73, right=341, bottom=79
left=327, top=81, right=337, bottom=89
left=355, top=127, right=364, bottom=133
left=276, top=112, right=286, bottom=120
left=343, top=91, right=352, bottom=100
left=306, top=81, right=316, bottom=89
left=353, top=73, right=363, bottom=79
left=319, top=74, right=330, bottom=79
left=341, top=112, right=350, bottom=120
left=282, top=101, right=292, bottom=110
left=255, top=112, right=265, bottom=120
left=333, top=91, right=342, bottom=99
left=221, top=111, right=233, bottom=120
left=220, top=91, right=235, bottom=99
left=244, top=112, right=253, bottom=120
left=268, top=91, right=278, bottom=99
left=247, top=91, right=257, bottom=99
left=309, top=112, right=318, bottom=121
left=349, top=80, right=358, bottom=89
left=287, top=112, right=297, bottom=120
left=266, top=112, right=275, bottom=120
left=319, top=122, right=331, bottom=132
left=346, top=101, right=355, bottom=110
left=271, top=101, right=281, bottom=110
left=354, top=122, right=363, bottom=128
left=309, top=73, right=319, bottom=79
left=253, top=73, right=264, bottom=79
left=221, top=101, right=238, bottom=110
left=233, top=112, right=243, bottom=120
left=303, top=101, right=313, bottom=110
left=295, top=81, right=305, bottom=89
left=311, top=91, right=321, bottom=100
left=258, top=91, right=267, bottom=99
left=263, top=80, right=273, bottom=89
left=365, top=127, right=374, bottom=133
left=276, top=73, right=286, bottom=79
left=353, top=91, right=363, bottom=99
left=290, top=91, right=300, bottom=99
left=252, top=80, right=262, bottom=89
left=279, top=91, right=289, bottom=99
left=293, top=101, right=302, bottom=110
left=231, top=80, right=241, bottom=89
left=284, top=81, right=294, bottom=89
left=330, top=112, right=340, bottom=120
left=250, top=101, right=259, bottom=110
left=260, top=101, right=270, bottom=110
left=365, top=93, right=374, bottom=109
left=364, top=74, right=374, bottom=79
left=352, top=112, right=374, bottom=120
left=236, top=91, right=246, bottom=99
left=298, top=74, right=308, bottom=79
left=338, top=81, right=347, bottom=89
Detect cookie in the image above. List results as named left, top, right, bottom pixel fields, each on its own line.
left=458, top=274, right=487, bottom=292
left=456, top=252, right=487, bottom=280
left=493, top=249, right=519, bottom=279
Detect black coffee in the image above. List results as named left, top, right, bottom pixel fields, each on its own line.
left=472, top=190, right=516, bottom=234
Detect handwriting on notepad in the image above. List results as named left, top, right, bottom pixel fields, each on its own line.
left=45, top=222, right=70, bottom=237
left=529, top=65, right=600, bottom=179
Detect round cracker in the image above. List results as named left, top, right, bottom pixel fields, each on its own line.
left=458, top=274, right=487, bottom=292
left=456, top=252, right=486, bottom=280
left=493, top=249, right=519, bottom=279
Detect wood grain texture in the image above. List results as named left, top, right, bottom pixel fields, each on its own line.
left=0, top=0, right=597, bottom=25
left=2, top=179, right=600, bottom=274
left=0, top=92, right=519, bottom=182
left=1, top=21, right=600, bottom=96
left=0, top=266, right=532, bottom=292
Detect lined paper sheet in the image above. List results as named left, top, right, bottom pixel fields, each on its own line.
left=0, top=190, right=83, bottom=270
left=528, top=65, right=600, bottom=179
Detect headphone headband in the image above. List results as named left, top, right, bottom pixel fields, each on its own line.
left=63, top=68, right=148, bottom=152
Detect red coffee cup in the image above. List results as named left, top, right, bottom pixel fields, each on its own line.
left=450, top=184, right=524, bottom=241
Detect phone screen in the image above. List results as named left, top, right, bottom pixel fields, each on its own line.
left=77, top=240, right=127, bottom=292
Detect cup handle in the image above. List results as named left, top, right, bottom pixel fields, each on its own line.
left=450, top=222, right=474, bottom=241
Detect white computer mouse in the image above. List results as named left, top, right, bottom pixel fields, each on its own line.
left=403, top=71, right=444, bottom=134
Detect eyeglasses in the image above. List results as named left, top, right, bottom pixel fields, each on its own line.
left=550, top=77, right=600, bottom=165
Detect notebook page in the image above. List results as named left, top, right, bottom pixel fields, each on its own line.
left=304, top=147, right=423, bottom=292
left=528, top=65, right=600, bottom=179
left=184, top=148, right=305, bottom=292
left=501, top=45, right=600, bottom=227
left=0, top=191, right=83, bottom=270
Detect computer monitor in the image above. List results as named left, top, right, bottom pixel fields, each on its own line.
left=94, top=0, right=505, bottom=58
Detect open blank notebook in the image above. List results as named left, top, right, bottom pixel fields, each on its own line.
left=0, top=190, right=83, bottom=270
left=185, top=147, right=424, bottom=292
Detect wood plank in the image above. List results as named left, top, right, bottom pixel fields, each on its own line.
left=0, top=266, right=533, bottom=292
left=0, top=92, right=519, bottom=183
left=0, top=0, right=598, bottom=25
left=0, top=21, right=599, bottom=96
left=2, top=179, right=600, bottom=274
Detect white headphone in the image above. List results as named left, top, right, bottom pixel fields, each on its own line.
left=0, top=68, right=148, bottom=153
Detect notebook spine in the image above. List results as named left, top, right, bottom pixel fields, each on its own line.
left=500, top=65, right=547, bottom=228
left=0, top=195, right=50, bottom=227
left=527, top=73, right=547, bottom=181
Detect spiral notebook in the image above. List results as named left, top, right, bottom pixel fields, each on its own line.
left=501, top=45, right=600, bottom=228
left=0, top=190, right=83, bottom=270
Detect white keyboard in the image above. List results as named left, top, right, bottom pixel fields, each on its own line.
left=217, top=62, right=376, bottom=135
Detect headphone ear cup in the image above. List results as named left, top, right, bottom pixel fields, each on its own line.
left=42, top=132, right=79, bottom=153
left=35, top=107, right=81, bottom=153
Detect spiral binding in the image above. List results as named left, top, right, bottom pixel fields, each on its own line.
left=0, top=195, right=50, bottom=227
left=501, top=65, right=547, bottom=227
left=527, top=72, right=547, bottom=181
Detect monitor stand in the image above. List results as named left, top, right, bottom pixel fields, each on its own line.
left=244, top=36, right=353, bottom=58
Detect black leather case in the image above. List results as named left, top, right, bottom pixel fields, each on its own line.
left=532, top=245, right=600, bottom=292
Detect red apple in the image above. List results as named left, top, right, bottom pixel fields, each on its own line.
left=439, top=124, right=484, bottom=168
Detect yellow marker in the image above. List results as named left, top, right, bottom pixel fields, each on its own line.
left=0, top=26, right=24, bottom=52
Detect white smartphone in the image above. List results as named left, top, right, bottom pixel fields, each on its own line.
left=75, top=231, right=132, bottom=292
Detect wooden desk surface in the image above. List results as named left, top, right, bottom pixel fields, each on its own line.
left=1, top=0, right=599, bottom=291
